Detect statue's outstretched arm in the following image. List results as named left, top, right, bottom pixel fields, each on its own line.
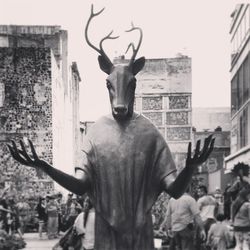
left=7, top=140, right=90, bottom=195
left=161, top=135, right=215, bottom=199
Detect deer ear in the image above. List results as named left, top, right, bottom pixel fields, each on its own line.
left=132, top=57, right=145, bottom=75
left=98, top=55, right=112, bottom=75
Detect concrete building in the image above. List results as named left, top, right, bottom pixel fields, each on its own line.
left=192, top=107, right=231, bottom=192
left=192, top=107, right=231, bottom=132
left=193, top=129, right=230, bottom=193
left=113, top=55, right=192, bottom=171
left=0, top=25, right=81, bottom=197
left=225, top=4, right=250, bottom=172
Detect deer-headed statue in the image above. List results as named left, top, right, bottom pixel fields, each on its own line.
left=7, top=5, right=214, bottom=250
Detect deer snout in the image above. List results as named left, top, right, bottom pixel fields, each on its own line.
left=113, top=105, right=128, bottom=115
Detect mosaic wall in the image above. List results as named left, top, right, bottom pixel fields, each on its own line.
left=142, top=112, right=163, bottom=126
left=166, top=111, right=189, bottom=125
left=167, top=127, right=191, bottom=141
left=0, top=47, right=54, bottom=193
left=169, top=96, right=189, bottom=109
left=142, top=96, right=162, bottom=110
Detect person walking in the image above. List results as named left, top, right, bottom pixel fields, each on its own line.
left=206, top=213, right=231, bottom=250
left=233, top=189, right=250, bottom=250
left=197, top=185, right=218, bottom=235
left=74, top=197, right=95, bottom=250
left=56, top=193, right=63, bottom=235
left=66, top=195, right=82, bottom=228
left=16, top=195, right=30, bottom=235
left=159, top=190, right=205, bottom=250
left=6, top=198, right=22, bottom=238
left=46, top=194, right=59, bottom=239
left=36, top=196, right=47, bottom=239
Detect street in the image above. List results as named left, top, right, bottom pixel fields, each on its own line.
left=23, top=233, right=59, bottom=250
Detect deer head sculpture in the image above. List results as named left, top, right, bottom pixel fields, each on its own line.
left=85, top=5, right=145, bottom=121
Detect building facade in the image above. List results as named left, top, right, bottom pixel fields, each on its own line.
left=192, top=107, right=231, bottom=192
left=225, top=4, right=250, bottom=171
left=0, top=25, right=81, bottom=197
left=193, top=130, right=230, bottom=193
left=192, top=107, right=231, bottom=132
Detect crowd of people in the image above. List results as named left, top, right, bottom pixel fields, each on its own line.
left=1, top=162, right=250, bottom=250
left=0, top=189, right=95, bottom=249
left=156, top=162, right=250, bottom=250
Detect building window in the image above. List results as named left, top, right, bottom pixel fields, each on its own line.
left=239, top=106, right=248, bottom=148
left=231, top=75, right=238, bottom=115
left=243, top=55, right=249, bottom=103
left=231, top=54, right=250, bottom=115
left=142, top=97, right=162, bottom=110
left=0, top=82, right=5, bottom=107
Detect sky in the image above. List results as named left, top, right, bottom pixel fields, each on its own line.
left=0, top=0, right=244, bottom=121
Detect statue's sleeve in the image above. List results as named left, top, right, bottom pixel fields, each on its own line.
left=153, top=141, right=177, bottom=187
left=75, top=135, right=94, bottom=179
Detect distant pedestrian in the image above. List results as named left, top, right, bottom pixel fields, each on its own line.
left=160, top=190, right=206, bottom=250
left=206, top=214, right=231, bottom=250
left=36, top=196, right=47, bottom=239
left=66, top=195, right=82, bottom=228
left=223, top=184, right=232, bottom=220
left=74, top=197, right=95, bottom=250
left=233, top=188, right=250, bottom=250
left=197, top=185, right=218, bottom=234
left=56, top=193, right=63, bottom=235
left=197, top=185, right=218, bottom=250
left=46, top=195, right=59, bottom=239
left=16, top=195, right=30, bottom=234
left=6, top=198, right=22, bottom=238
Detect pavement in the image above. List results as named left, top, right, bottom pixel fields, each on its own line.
left=23, top=233, right=59, bottom=250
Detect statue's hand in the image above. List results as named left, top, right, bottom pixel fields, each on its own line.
left=7, top=140, right=49, bottom=169
left=186, top=134, right=215, bottom=171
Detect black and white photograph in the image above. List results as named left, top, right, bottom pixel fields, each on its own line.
left=0, top=0, right=248, bottom=249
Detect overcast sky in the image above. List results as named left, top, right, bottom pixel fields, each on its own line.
left=0, top=0, right=243, bottom=121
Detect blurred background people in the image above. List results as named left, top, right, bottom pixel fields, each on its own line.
left=36, top=196, right=47, bottom=239
left=16, top=195, right=30, bottom=235
left=46, top=194, right=59, bottom=239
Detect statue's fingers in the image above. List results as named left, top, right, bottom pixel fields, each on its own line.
left=11, top=140, right=20, bottom=155
left=199, top=134, right=213, bottom=158
left=7, top=144, right=28, bottom=165
left=193, top=140, right=201, bottom=159
left=204, top=138, right=215, bottom=161
left=28, top=139, right=38, bottom=160
left=187, top=142, right=191, bottom=161
left=7, top=144, right=15, bottom=157
left=199, top=137, right=215, bottom=163
left=19, top=140, right=33, bottom=162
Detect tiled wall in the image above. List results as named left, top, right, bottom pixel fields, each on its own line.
left=0, top=47, right=54, bottom=194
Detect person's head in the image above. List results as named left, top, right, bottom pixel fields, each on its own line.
left=215, top=187, right=221, bottom=194
left=232, top=162, right=250, bottom=177
left=72, top=195, right=77, bottom=203
left=216, top=213, right=225, bottom=222
left=8, top=197, right=15, bottom=206
left=67, top=193, right=73, bottom=200
left=83, top=197, right=93, bottom=211
left=39, top=196, right=45, bottom=204
left=197, top=185, right=207, bottom=197
left=57, top=193, right=63, bottom=200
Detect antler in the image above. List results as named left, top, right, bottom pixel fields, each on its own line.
left=125, top=22, right=143, bottom=67
left=85, top=4, right=119, bottom=66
